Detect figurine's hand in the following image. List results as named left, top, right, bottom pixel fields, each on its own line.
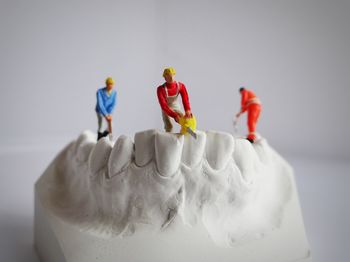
left=105, top=115, right=112, bottom=122
left=236, top=112, right=241, bottom=118
left=185, top=110, right=192, bottom=118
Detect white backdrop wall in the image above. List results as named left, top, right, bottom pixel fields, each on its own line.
left=1, top=0, right=349, bottom=160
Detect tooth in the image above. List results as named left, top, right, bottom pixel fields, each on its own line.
left=182, top=130, right=206, bottom=168
left=252, top=139, right=271, bottom=163
left=108, top=135, right=134, bottom=178
left=134, top=129, right=156, bottom=167
left=74, top=130, right=95, bottom=153
left=205, top=131, right=235, bottom=170
left=75, top=130, right=96, bottom=163
left=233, top=138, right=259, bottom=183
left=155, top=132, right=184, bottom=177
left=88, top=137, right=113, bottom=175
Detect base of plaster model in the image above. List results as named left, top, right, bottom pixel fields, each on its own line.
left=34, top=130, right=312, bottom=262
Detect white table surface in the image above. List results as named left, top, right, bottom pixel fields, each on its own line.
left=0, top=148, right=349, bottom=262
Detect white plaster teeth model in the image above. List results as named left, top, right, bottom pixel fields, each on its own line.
left=155, top=132, right=184, bottom=177
left=88, top=137, right=113, bottom=175
left=205, top=130, right=235, bottom=170
left=181, top=130, right=206, bottom=168
left=134, top=129, right=156, bottom=167
left=35, top=130, right=311, bottom=262
left=75, top=130, right=96, bottom=163
left=108, top=135, right=134, bottom=178
left=233, top=138, right=261, bottom=184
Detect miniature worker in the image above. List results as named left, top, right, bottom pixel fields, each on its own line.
left=157, top=67, right=192, bottom=132
left=95, top=77, right=117, bottom=140
left=236, top=87, right=261, bottom=143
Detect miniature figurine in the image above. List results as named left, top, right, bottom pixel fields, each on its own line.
left=235, top=87, right=261, bottom=143
left=95, top=77, right=117, bottom=140
left=157, top=67, right=196, bottom=138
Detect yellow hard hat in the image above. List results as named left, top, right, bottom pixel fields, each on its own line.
left=163, top=67, right=176, bottom=77
left=105, top=77, right=115, bottom=85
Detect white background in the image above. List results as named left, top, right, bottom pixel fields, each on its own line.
left=0, top=0, right=349, bottom=159
left=0, top=0, right=349, bottom=261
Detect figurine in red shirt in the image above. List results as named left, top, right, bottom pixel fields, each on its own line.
left=236, top=87, right=262, bottom=143
left=157, top=67, right=192, bottom=132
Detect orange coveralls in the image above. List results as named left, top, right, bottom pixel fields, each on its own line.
left=240, top=89, right=261, bottom=141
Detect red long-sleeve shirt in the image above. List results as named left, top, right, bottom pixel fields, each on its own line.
left=241, top=89, right=261, bottom=113
left=157, top=81, right=191, bottom=118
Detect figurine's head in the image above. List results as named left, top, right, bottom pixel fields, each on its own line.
left=163, top=67, right=176, bottom=83
left=105, top=77, right=115, bottom=90
left=239, top=87, right=245, bottom=93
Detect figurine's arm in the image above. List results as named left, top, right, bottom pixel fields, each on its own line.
left=109, top=91, right=117, bottom=113
left=179, top=83, right=192, bottom=117
left=157, top=87, right=178, bottom=119
left=236, top=90, right=247, bottom=118
left=240, top=90, right=248, bottom=113
left=96, top=91, right=108, bottom=116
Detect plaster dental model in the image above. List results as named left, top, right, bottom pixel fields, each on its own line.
left=157, top=67, right=196, bottom=138
left=235, top=87, right=261, bottom=143
left=34, top=78, right=311, bottom=262
left=35, top=131, right=311, bottom=262
left=96, top=77, right=117, bottom=140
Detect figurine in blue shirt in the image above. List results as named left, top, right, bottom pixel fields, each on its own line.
left=95, top=77, right=117, bottom=140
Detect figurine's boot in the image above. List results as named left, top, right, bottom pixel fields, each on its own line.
left=246, top=136, right=255, bottom=143
left=97, top=132, right=104, bottom=140
left=97, top=131, right=109, bottom=140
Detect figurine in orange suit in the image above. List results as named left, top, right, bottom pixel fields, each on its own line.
left=236, top=87, right=262, bottom=143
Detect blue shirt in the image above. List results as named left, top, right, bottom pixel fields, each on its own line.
left=95, top=87, right=117, bottom=116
